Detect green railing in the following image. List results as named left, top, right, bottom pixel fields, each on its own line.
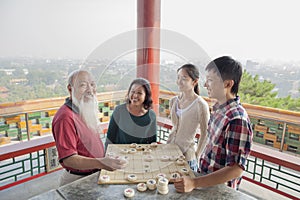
left=0, top=150, right=46, bottom=186
left=244, top=155, right=300, bottom=197
left=1, top=91, right=300, bottom=154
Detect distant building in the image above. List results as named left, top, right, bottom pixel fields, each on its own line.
left=289, top=80, right=300, bottom=98
left=10, top=78, right=28, bottom=85
left=0, top=86, right=9, bottom=99
left=246, top=60, right=259, bottom=70
left=23, top=68, right=29, bottom=75
left=0, top=69, right=15, bottom=75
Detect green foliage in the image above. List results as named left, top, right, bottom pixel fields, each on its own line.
left=240, top=70, right=300, bottom=111
left=0, top=65, right=68, bottom=103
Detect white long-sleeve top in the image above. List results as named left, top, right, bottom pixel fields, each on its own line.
left=167, top=96, right=210, bottom=161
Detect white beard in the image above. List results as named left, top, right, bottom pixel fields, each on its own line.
left=72, top=90, right=100, bottom=134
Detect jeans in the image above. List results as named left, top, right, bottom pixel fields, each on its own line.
left=187, top=159, right=198, bottom=172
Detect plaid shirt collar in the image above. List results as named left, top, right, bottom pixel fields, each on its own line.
left=212, top=96, right=240, bottom=112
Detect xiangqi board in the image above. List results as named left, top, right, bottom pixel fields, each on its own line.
left=98, top=143, right=195, bottom=184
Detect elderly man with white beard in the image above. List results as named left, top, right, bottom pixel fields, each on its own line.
left=52, top=69, right=127, bottom=186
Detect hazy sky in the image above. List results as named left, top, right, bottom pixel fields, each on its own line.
left=0, top=0, right=299, bottom=63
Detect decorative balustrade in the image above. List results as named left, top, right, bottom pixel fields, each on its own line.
left=156, top=116, right=300, bottom=199
left=0, top=90, right=300, bottom=199
left=244, top=147, right=300, bottom=199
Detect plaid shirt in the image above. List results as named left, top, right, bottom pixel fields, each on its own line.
left=199, top=96, right=253, bottom=189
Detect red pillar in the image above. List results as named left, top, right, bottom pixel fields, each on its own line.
left=137, top=0, right=161, bottom=115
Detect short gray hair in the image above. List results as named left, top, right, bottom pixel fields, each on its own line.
left=67, top=69, right=91, bottom=86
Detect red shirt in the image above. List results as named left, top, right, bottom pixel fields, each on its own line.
left=52, top=100, right=104, bottom=173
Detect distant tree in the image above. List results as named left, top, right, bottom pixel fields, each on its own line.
left=0, top=73, right=10, bottom=86
left=239, top=70, right=300, bottom=111
left=13, top=68, right=26, bottom=78
left=53, top=84, right=68, bottom=97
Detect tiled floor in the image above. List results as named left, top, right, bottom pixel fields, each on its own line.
left=239, top=180, right=290, bottom=200
left=0, top=170, right=62, bottom=200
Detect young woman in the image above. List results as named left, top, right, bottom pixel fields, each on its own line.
left=105, top=78, right=157, bottom=149
left=167, top=64, right=210, bottom=171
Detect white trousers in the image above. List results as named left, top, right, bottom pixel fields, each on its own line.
left=59, top=169, right=85, bottom=187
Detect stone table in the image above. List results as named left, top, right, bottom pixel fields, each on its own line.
left=30, top=172, right=256, bottom=200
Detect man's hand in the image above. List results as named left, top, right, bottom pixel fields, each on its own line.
left=97, top=157, right=128, bottom=171
left=171, top=176, right=195, bottom=193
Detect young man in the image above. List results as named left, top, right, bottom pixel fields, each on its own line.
left=173, top=56, right=253, bottom=192
left=52, top=69, right=127, bottom=186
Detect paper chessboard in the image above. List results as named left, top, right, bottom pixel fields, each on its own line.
left=98, top=144, right=195, bottom=184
